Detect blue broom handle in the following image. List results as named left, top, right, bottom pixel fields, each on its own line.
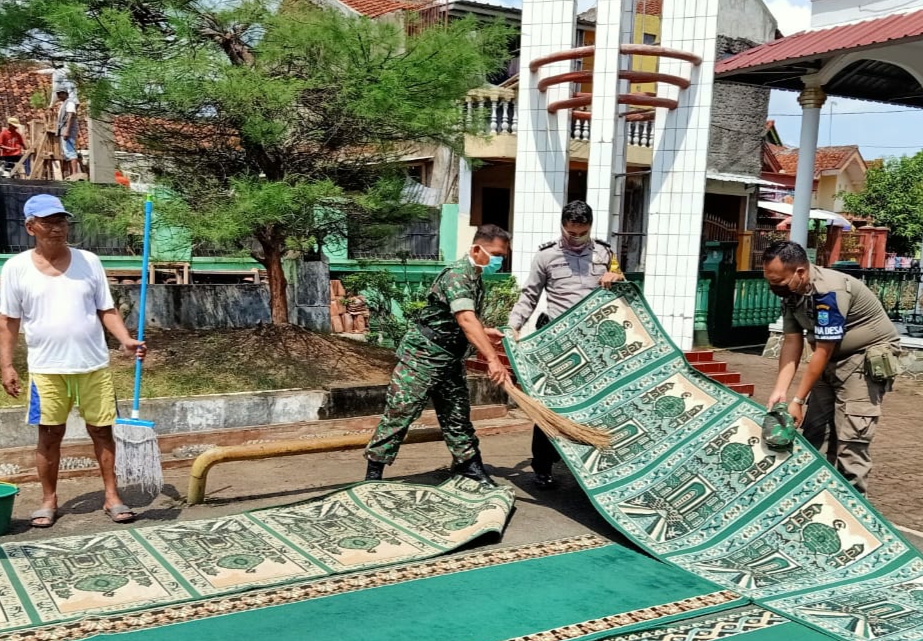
left=131, top=197, right=153, bottom=415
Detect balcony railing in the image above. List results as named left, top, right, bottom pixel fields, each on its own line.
left=463, top=88, right=653, bottom=147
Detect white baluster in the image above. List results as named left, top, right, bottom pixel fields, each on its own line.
left=500, top=100, right=510, bottom=134
left=489, top=96, right=499, bottom=135
left=465, top=96, right=473, bottom=128
left=510, top=102, right=518, bottom=134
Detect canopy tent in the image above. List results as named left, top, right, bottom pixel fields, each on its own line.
left=758, top=200, right=852, bottom=230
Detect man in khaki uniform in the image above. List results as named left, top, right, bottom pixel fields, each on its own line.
left=762, top=240, right=900, bottom=494
left=508, top=200, right=624, bottom=489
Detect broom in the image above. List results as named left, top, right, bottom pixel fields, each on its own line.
left=503, top=382, right=611, bottom=449
left=114, top=195, right=164, bottom=496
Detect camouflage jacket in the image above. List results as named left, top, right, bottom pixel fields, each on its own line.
left=411, top=257, right=485, bottom=356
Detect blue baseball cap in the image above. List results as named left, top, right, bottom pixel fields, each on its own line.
left=23, top=194, right=73, bottom=219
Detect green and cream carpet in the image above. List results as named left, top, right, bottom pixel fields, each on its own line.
left=0, top=477, right=514, bottom=638
left=3, top=282, right=923, bottom=641
left=503, top=283, right=923, bottom=641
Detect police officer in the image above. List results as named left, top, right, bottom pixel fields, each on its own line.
left=762, top=240, right=901, bottom=495
left=507, top=201, right=624, bottom=489
left=364, top=224, right=512, bottom=486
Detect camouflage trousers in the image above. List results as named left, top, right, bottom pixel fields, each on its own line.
left=802, top=351, right=889, bottom=495
left=364, top=332, right=479, bottom=466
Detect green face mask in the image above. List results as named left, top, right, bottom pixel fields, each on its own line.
left=476, top=245, right=503, bottom=275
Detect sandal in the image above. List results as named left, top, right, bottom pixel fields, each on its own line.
left=104, top=504, right=136, bottom=524
left=30, top=507, right=57, bottom=528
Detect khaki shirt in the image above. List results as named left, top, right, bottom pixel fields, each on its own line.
left=781, top=265, right=899, bottom=358
left=508, top=238, right=612, bottom=330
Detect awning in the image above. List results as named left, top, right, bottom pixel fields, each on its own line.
left=758, top=201, right=852, bottom=230
left=402, top=178, right=442, bottom=208
left=715, top=10, right=923, bottom=107
left=707, top=172, right=785, bottom=187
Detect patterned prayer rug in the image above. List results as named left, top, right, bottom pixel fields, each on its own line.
left=13, top=535, right=765, bottom=641
left=503, top=283, right=923, bottom=641
left=0, top=477, right=513, bottom=636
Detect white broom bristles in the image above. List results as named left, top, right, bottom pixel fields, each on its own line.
left=114, top=424, right=164, bottom=496
left=504, top=383, right=611, bottom=449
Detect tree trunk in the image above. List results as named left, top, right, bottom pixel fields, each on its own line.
left=259, top=238, right=289, bottom=325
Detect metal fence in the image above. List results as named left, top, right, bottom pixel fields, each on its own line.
left=348, top=211, right=440, bottom=261
left=0, top=180, right=130, bottom=255
left=835, top=268, right=921, bottom=321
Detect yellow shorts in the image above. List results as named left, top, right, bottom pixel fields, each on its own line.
left=27, top=369, right=117, bottom=427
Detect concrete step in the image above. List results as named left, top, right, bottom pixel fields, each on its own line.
left=684, top=351, right=714, bottom=363
left=728, top=383, right=756, bottom=396
left=0, top=405, right=522, bottom=484
left=708, top=372, right=742, bottom=385
left=692, top=361, right=727, bottom=374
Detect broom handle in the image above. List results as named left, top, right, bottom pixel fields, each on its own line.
left=130, top=196, right=153, bottom=419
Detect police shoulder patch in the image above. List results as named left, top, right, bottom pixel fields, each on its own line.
left=539, top=241, right=556, bottom=251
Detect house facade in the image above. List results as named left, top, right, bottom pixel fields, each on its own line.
left=456, top=0, right=778, bottom=273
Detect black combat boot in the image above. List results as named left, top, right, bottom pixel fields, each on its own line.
left=453, top=454, right=497, bottom=487
left=532, top=466, right=557, bottom=490
left=365, top=460, right=386, bottom=481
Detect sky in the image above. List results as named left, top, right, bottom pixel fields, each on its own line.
left=763, top=0, right=923, bottom=161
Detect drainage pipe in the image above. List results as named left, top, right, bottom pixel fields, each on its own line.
left=186, top=426, right=445, bottom=505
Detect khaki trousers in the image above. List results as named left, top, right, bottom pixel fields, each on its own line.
left=802, top=351, right=889, bottom=495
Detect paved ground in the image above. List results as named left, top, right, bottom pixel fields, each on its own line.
left=4, top=350, right=922, bottom=553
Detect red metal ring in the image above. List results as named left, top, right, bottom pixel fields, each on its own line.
left=620, top=70, right=691, bottom=89
left=529, top=44, right=702, bottom=74
left=572, top=109, right=655, bottom=121
left=537, top=71, right=594, bottom=92
left=618, top=94, right=678, bottom=109
left=624, top=110, right=655, bottom=121
left=547, top=95, right=591, bottom=113
left=529, top=46, right=595, bottom=73
left=621, top=44, right=702, bottom=65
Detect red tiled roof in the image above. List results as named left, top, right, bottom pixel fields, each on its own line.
left=0, top=62, right=138, bottom=153
left=338, top=0, right=424, bottom=17
left=716, top=9, right=923, bottom=76
left=766, top=145, right=862, bottom=177
left=0, top=63, right=89, bottom=150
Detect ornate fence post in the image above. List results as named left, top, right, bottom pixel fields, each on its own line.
left=701, top=240, right=738, bottom=346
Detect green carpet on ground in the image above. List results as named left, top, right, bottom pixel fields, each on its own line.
left=0, top=477, right=513, bottom=636
left=504, top=283, right=923, bottom=641
left=78, top=538, right=778, bottom=641
left=600, top=606, right=832, bottom=641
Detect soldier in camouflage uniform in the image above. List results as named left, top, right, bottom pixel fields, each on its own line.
left=364, top=224, right=512, bottom=486
left=508, top=201, right=624, bottom=489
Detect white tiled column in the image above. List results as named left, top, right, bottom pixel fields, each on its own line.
left=511, top=0, right=577, bottom=288
left=644, top=0, right=719, bottom=351
left=586, top=0, right=635, bottom=242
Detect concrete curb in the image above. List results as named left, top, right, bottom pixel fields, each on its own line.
left=0, top=376, right=508, bottom=449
